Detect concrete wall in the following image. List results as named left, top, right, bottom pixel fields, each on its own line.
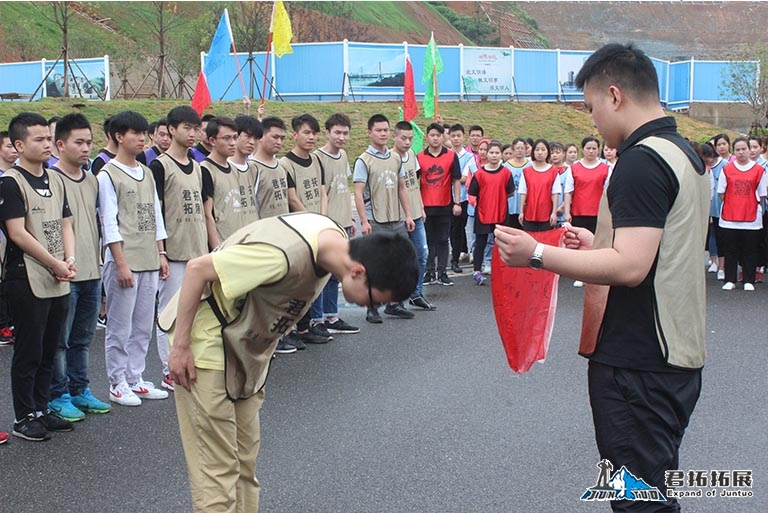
left=689, top=103, right=756, bottom=135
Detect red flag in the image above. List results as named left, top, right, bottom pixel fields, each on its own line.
left=492, top=228, right=564, bottom=373
left=403, top=55, right=418, bottom=122
left=191, top=71, right=212, bottom=116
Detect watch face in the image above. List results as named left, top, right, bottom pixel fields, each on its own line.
left=529, top=257, right=543, bottom=269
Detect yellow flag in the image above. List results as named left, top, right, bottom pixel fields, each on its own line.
left=272, top=1, right=293, bottom=58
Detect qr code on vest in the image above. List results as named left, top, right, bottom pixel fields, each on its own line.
left=42, top=219, right=63, bottom=255
left=137, top=202, right=156, bottom=232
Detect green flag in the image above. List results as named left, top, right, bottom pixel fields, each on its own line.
left=422, top=32, right=443, bottom=119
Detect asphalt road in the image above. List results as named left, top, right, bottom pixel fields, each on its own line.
left=0, top=269, right=765, bottom=513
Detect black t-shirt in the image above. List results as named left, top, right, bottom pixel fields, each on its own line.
left=283, top=151, right=325, bottom=189
left=90, top=149, right=116, bottom=175
left=136, top=146, right=161, bottom=166
left=591, top=116, right=699, bottom=373
left=150, top=154, right=205, bottom=204
left=0, top=166, right=72, bottom=280
left=200, top=158, right=231, bottom=201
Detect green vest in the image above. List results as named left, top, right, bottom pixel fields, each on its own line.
left=101, top=162, right=161, bottom=272
left=357, top=151, right=403, bottom=223
left=155, top=154, right=207, bottom=261
left=3, top=168, right=70, bottom=298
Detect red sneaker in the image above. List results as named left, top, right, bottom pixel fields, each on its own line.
left=756, top=272, right=764, bottom=283
left=0, top=327, right=14, bottom=346
left=0, top=431, right=9, bottom=445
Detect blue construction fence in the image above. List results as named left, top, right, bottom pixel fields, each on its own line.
left=0, top=56, right=110, bottom=101
left=203, top=41, right=757, bottom=111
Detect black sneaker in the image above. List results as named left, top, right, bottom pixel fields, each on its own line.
left=283, top=331, right=306, bottom=350
left=39, top=411, right=73, bottom=432
left=297, top=329, right=331, bottom=344
left=12, top=414, right=52, bottom=442
left=423, top=271, right=437, bottom=285
left=325, top=318, right=360, bottom=334
left=366, top=308, right=383, bottom=324
left=310, top=323, right=334, bottom=341
left=384, top=303, right=415, bottom=319
left=409, top=295, right=436, bottom=311
left=451, top=262, right=463, bottom=273
left=275, top=338, right=298, bottom=354
left=437, top=272, right=454, bottom=286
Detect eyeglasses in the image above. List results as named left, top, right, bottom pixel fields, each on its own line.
left=216, top=135, right=239, bottom=142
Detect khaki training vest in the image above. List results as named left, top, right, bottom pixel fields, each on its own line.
left=316, top=149, right=353, bottom=226
left=155, top=154, right=208, bottom=261
left=3, top=169, right=70, bottom=298
left=158, top=213, right=345, bottom=400
left=579, top=136, right=708, bottom=369
left=280, top=154, right=324, bottom=213
left=55, top=168, right=101, bottom=282
left=357, top=151, right=403, bottom=223
left=101, top=162, right=161, bottom=272
left=253, top=159, right=289, bottom=219
left=399, top=149, right=423, bottom=219
left=202, top=159, right=259, bottom=241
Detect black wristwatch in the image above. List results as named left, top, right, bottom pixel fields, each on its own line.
left=529, top=243, right=544, bottom=270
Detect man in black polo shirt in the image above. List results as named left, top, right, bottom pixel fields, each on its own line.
left=494, top=43, right=708, bottom=513
left=416, top=123, right=461, bottom=286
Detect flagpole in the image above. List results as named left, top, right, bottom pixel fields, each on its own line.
left=225, top=9, right=250, bottom=114
left=260, top=1, right=278, bottom=108
left=433, top=64, right=439, bottom=120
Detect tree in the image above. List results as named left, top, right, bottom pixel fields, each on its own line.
left=35, top=2, right=73, bottom=97
left=139, top=1, right=185, bottom=98
left=720, top=45, right=768, bottom=134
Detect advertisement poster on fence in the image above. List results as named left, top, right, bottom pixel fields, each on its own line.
left=348, top=45, right=405, bottom=88
left=462, top=47, right=512, bottom=95
left=44, top=58, right=108, bottom=100
left=558, top=51, right=591, bottom=93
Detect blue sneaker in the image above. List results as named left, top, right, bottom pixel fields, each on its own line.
left=70, top=388, right=111, bottom=414
left=48, top=394, right=85, bottom=422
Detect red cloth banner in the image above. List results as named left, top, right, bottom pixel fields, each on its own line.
left=492, top=228, right=564, bottom=373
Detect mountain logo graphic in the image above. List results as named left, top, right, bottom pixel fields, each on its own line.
left=581, top=459, right=666, bottom=502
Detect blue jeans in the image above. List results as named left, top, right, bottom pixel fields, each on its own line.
left=408, top=217, right=428, bottom=298
left=51, top=279, right=101, bottom=398
left=311, top=226, right=351, bottom=322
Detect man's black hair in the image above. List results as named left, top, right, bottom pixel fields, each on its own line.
left=325, top=113, right=351, bottom=131
left=574, top=42, right=659, bottom=101
left=102, top=117, right=112, bottom=137
left=55, top=113, right=92, bottom=142
left=349, top=232, right=418, bottom=303
left=235, top=115, right=264, bottom=138
left=426, top=122, right=444, bottom=135
left=394, top=121, right=413, bottom=133
left=9, top=112, right=48, bottom=144
left=468, top=125, right=484, bottom=135
left=450, top=123, right=465, bottom=134
left=108, top=111, right=149, bottom=141
left=205, top=116, right=237, bottom=140
left=47, top=116, right=61, bottom=125
left=148, top=122, right=157, bottom=136
left=261, top=116, right=287, bottom=133
left=367, top=114, right=389, bottom=130
left=291, top=113, right=320, bottom=133
left=157, top=117, right=169, bottom=129
left=201, top=114, right=216, bottom=123
left=0, top=131, right=9, bottom=144
left=167, top=106, right=201, bottom=129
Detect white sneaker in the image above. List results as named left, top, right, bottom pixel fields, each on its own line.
left=721, top=282, right=736, bottom=291
left=573, top=280, right=584, bottom=288
left=744, top=283, right=755, bottom=291
left=707, top=262, right=718, bottom=273
left=130, top=378, right=169, bottom=400
left=110, top=381, right=141, bottom=407
left=716, top=270, right=725, bottom=281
